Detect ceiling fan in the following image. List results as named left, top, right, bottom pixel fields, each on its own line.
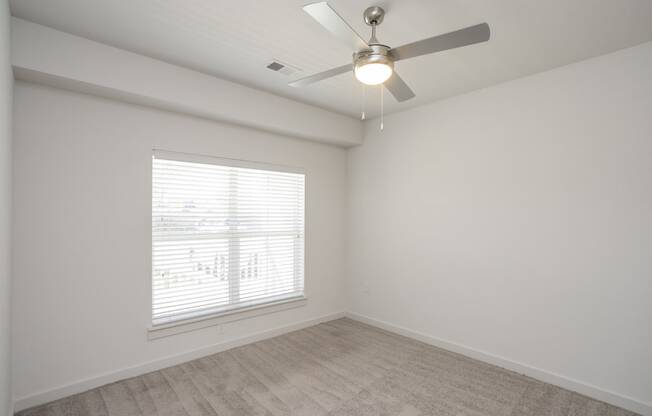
left=289, top=2, right=491, bottom=103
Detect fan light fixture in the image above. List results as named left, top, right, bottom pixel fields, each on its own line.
left=290, top=2, right=491, bottom=102
left=290, top=3, right=491, bottom=130
left=353, top=44, right=394, bottom=85
left=354, top=62, right=392, bottom=85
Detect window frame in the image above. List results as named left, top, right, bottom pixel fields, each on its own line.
left=148, top=149, right=307, bottom=338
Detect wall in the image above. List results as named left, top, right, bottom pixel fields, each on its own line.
left=0, top=0, right=13, bottom=414
left=12, top=82, right=347, bottom=409
left=11, top=18, right=362, bottom=147
left=347, top=41, right=652, bottom=414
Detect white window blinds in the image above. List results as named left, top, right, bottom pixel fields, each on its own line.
left=152, top=152, right=305, bottom=326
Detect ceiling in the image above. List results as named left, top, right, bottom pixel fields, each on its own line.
left=10, top=0, right=652, bottom=119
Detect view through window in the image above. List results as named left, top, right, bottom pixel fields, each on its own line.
left=152, top=152, right=305, bottom=326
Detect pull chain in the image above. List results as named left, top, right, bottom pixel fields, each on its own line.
left=380, top=85, right=384, bottom=131
left=361, top=84, right=366, bottom=120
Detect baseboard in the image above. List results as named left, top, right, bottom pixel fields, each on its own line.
left=15, top=311, right=651, bottom=415
left=345, top=312, right=652, bottom=416
left=13, top=311, right=346, bottom=413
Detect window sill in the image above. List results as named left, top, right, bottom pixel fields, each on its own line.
left=147, top=296, right=307, bottom=340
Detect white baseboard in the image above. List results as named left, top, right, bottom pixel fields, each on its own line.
left=13, top=311, right=346, bottom=413
left=14, top=311, right=651, bottom=416
left=345, top=312, right=651, bottom=416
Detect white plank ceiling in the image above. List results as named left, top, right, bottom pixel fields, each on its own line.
left=10, top=0, right=652, bottom=118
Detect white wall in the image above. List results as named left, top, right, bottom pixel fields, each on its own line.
left=348, top=41, right=652, bottom=414
left=0, top=0, right=13, bottom=414
left=11, top=18, right=362, bottom=147
left=12, top=82, right=347, bottom=408
left=10, top=20, right=652, bottom=416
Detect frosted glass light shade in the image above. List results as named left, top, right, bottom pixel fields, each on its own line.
left=355, top=63, right=393, bottom=85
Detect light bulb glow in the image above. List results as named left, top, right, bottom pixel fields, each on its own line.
left=355, top=63, right=393, bottom=85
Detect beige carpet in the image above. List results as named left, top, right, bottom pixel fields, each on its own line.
left=17, top=318, right=638, bottom=416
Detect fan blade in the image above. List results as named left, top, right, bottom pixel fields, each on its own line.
left=288, top=64, right=352, bottom=87
left=303, top=2, right=368, bottom=51
left=390, top=23, right=490, bottom=61
left=384, top=71, right=415, bottom=102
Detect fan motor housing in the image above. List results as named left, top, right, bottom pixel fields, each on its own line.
left=353, top=44, right=394, bottom=70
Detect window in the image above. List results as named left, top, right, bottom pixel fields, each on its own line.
left=151, top=151, right=305, bottom=326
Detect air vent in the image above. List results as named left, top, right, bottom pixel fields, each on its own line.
left=266, top=60, right=301, bottom=76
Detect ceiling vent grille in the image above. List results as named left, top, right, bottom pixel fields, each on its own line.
left=266, top=60, right=301, bottom=76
